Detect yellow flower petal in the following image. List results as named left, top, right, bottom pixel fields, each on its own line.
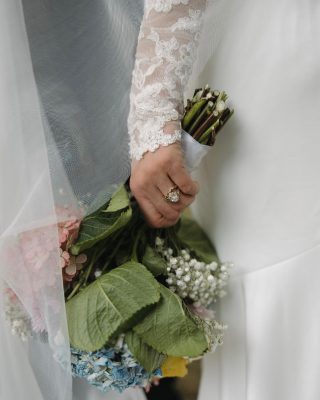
left=161, top=357, right=188, bottom=378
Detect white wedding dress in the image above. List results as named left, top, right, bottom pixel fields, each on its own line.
left=72, top=379, right=144, bottom=400
left=190, top=1, right=320, bottom=399
left=5, top=0, right=319, bottom=398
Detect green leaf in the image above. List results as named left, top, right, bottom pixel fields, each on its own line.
left=125, top=331, right=166, bottom=373
left=71, top=207, right=132, bottom=255
left=66, top=262, right=160, bottom=351
left=178, top=216, right=219, bottom=263
left=104, top=185, right=130, bottom=213
left=134, top=285, right=208, bottom=357
left=142, top=245, right=167, bottom=277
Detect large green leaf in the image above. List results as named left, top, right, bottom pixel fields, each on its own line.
left=104, top=185, right=130, bottom=213
left=178, top=216, right=219, bottom=263
left=142, top=245, right=167, bottom=277
left=125, top=331, right=166, bottom=373
left=66, top=262, right=160, bottom=351
left=71, top=208, right=132, bottom=255
left=134, top=285, right=208, bottom=357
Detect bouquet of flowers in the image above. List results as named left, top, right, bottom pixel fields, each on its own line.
left=5, top=87, right=234, bottom=393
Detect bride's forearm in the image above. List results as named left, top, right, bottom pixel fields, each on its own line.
left=128, top=0, right=207, bottom=161
left=128, top=0, right=206, bottom=228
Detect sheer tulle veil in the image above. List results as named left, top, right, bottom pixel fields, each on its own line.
left=0, top=1, right=144, bottom=398
left=0, top=0, right=215, bottom=398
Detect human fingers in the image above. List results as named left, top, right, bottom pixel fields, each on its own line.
left=156, top=174, right=196, bottom=210
left=130, top=161, right=183, bottom=220
left=131, top=173, right=180, bottom=222
left=168, top=163, right=199, bottom=197
left=136, top=195, right=179, bottom=228
left=148, top=186, right=181, bottom=222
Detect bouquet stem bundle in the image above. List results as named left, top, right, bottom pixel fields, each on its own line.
left=182, top=85, right=234, bottom=146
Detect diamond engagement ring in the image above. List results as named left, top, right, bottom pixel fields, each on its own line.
left=165, top=186, right=181, bottom=203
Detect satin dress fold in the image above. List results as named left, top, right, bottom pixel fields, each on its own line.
left=192, top=1, right=320, bottom=399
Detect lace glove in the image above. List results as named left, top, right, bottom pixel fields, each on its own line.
left=128, top=0, right=207, bottom=160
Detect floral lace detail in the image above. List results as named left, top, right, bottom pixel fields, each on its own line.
left=146, top=0, right=190, bottom=16
left=170, top=8, right=203, bottom=34
left=128, top=0, right=206, bottom=160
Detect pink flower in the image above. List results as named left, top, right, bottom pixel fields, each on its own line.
left=8, top=205, right=85, bottom=332
left=188, top=304, right=216, bottom=321
left=60, top=250, right=70, bottom=268
left=53, top=208, right=87, bottom=284
left=63, top=253, right=87, bottom=283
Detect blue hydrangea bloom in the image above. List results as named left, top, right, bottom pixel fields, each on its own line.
left=70, top=339, right=162, bottom=393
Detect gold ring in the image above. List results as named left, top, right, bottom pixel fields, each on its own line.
left=165, top=186, right=181, bottom=203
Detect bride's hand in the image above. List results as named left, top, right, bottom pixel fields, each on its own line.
left=130, top=142, right=199, bottom=228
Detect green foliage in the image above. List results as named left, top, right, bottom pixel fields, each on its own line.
left=142, top=245, right=167, bottom=277
left=134, top=285, right=208, bottom=357
left=178, top=216, right=219, bottom=263
left=66, top=262, right=160, bottom=351
left=125, top=331, right=166, bottom=373
left=104, top=185, right=130, bottom=213
left=71, top=186, right=131, bottom=255
left=66, top=187, right=222, bottom=364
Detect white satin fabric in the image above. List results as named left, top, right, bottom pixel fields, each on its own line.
left=181, top=131, right=212, bottom=172
left=72, top=379, right=146, bottom=400
left=191, top=1, right=320, bottom=399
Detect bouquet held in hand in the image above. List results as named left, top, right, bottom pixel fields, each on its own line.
left=5, top=86, right=234, bottom=393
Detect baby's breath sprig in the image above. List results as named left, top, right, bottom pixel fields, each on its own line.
left=199, top=318, right=228, bottom=353
left=155, top=237, right=233, bottom=308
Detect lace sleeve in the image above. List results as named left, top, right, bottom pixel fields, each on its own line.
left=128, top=0, right=207, bottom=160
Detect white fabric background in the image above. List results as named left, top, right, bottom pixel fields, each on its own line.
left=73, top=378, right=146, bottom=400
left=191, top=0, right=320, bottom=399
